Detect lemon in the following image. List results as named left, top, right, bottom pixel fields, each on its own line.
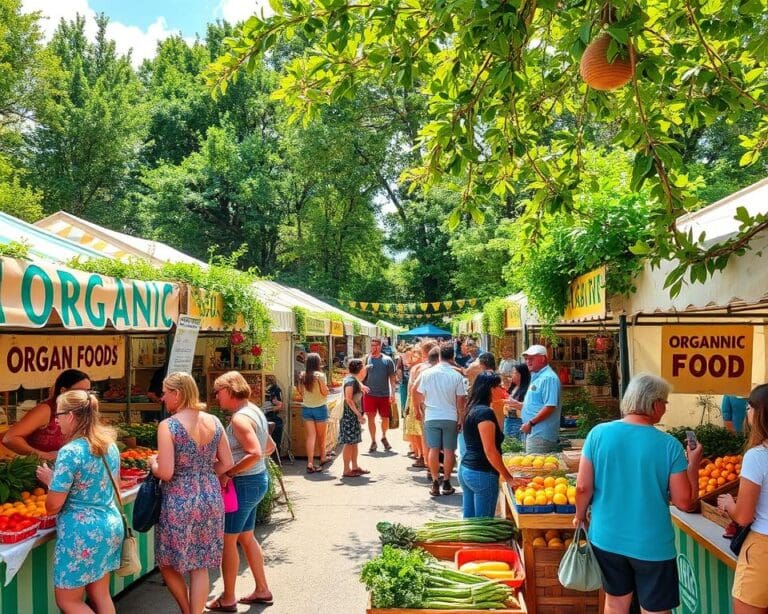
left=553, top=493, right=568, bottom=505
left=554, top=484, right=567, bottom=494
left=523, top=495, right=536, bottom=506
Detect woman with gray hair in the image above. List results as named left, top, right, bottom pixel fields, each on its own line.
left=573, top=373, right=703, bottom=614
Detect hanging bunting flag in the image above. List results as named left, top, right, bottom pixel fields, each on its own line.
left=383, top=303, right=391, bottom=312
left=456, top=299, right=466, bottom=308
left=468, top=298, right=477, bottom=307
left=430, top=302, right=441, bottom=311
left=443, top=300, right=453, bottom=310
left=359, top=302, right=369, bottom=311
left=397, top=304, right=405, bottom=313
left=371, top=303, right=380, bottom=313
left=348, top=301, right=357, bottom=309
left=420, top=302, right=429, bottom=312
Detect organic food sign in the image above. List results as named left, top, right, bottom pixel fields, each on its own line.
left=0, top=335, right=125, bottom=391
left=660, top=325, right=753, bottom=395
left=0, top=257, right=179, bottom=330
left=563, top=266, right=606, bottom=321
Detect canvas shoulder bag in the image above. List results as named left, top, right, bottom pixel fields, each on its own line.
left=101, top=454, right=142, bottom=577
left=557, top=522, right=603, bottom=592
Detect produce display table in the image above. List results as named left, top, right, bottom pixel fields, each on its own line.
left=289, top=391, right=343, bottom=458
left=501, top=483, right=602, bottom=614
left=366, top=594, right=528, bottom=614
left=670, top=508, right=736, bottom=614
left=0, top=486, right=156, bottom=614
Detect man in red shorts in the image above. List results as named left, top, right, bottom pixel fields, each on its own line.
left=363, top=338, right=397, bottom=452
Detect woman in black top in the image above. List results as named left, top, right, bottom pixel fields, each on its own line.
left=458, top=372, right=516, bottom=518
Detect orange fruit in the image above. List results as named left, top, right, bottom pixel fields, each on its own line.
left=698, top=489, right=706, bottom=497
left=32, top=487, right=45, bottom=497
left=543, top=476, right=556, bottom=488
left=706, top=485, right=716, bottom=493
left=548, top=538, right=564, bottom=548
left=711, top=469, right=721, bottom=479
left=544, top=530, right=560, bottom=541
left=715, top=458, right=723, bottom=468
left=533, top=476, right=545, bottom=485
left=717, top=477, right=726, bottom=486
left=553, top=493, right=568, bottom=505
left=532, top=537, right=546, bottom=547
left=523, top=496, right=536, bottom=506
left=708, top=478, right=717, bottom=487
left=725, top=463, right=735, bottom=473
left=727, top=472, right=738, bottom=482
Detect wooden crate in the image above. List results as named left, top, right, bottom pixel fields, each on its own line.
left=528, top=543, right=601, bottom=614
left=700, top=499, right=732, bottom=528
left=367, top=591, right=527, bottom=613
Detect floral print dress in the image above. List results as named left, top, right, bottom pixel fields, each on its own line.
left=155, top=416, right=225, bottom=572
left=49, top=440, right=123, bottom=589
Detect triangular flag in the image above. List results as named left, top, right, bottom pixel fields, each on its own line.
left=359, top=302, right=369, bottom=311
left=431, top=302, right=441, bottom=311
left=420, top=302, right=428, bottom=312
left=371, top=303, right=380, bottom=313
left=383, top=304, right=391, bottom=312
left=397, top=303, right=405, bottom=313
left=469, top=298, right=477, bottom=306
left=348, top=301, right=357, bottom=309
left=456, top=299, right=465, bottom=308
left=443, top=300, right=453, bottom=310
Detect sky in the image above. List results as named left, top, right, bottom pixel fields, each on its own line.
left=21, top=0, right=273, bottom=66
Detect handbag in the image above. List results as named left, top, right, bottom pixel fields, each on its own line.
left=389, top=401, right=399, bottom=429
left=222, top=480, right=239, bottom=513
left=730, top=523, right=752, bottom=556
left=557, top=522, right=603, bottom=592
left=132, top=473, right=163, bottom=533
left=101, top=455, right=142, bottom=577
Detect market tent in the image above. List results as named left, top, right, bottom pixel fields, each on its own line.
left=398, top=323, right=453, bottom=339
left=0, top=211, right=107, bottom=263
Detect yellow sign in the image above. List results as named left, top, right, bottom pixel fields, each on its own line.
left=0, top=335, right=125, bottom=392
left=330, top=321, right=344, bottom=336
left=564, top=267, right=606, bottom=321
left=187, top=287, right=225, bottom=330
left=660, top=325, right=753, bottom=395
left=0, top=257, right=179, bottom=331
left=504, top=303, right=522, bottom=330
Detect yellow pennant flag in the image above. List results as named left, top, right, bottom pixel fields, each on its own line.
left=348, top=301, right=357, bottom=309
left=383, top=304, right=391, bottom=312
left=443, top=301, right=453, bottom=310
left=397, top=304, right=405, bottom=313
left=371, top=303, right=380, bottom=313
left=431, top=302, right=441, bottom=311
left=456, top=299, right=466, bottom=308
left=469, top=298, right=477, bottom=307
left=359, top=302, right=369, bottom=311
left=420, top=302, right=428, bottom=312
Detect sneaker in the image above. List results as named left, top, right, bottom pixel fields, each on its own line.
left=429, top=480, right=441, bottom=497
left=441, top=481, right=456, bottom=496
left=381, top=437, right=392, bottom=451
left=369, top=442, right=377, bottom=453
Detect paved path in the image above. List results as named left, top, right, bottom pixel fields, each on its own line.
left=115, top=435, right=463, bottom=614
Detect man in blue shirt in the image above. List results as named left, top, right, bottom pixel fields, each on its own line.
left=721, top=394, right=748, bottom=433
left=519, top=344, right=561, bottom=453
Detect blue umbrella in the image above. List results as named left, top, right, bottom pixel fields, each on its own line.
left=398, top=323, right=453, bottom=339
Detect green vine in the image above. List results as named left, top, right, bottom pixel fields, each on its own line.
left=292, top=306, right=307, bottom=340
left=0, top=240, right=31, bottom=260
left=482, top=298, right=511, bottom=338
left=352, top=320, right=361, bottom=336
left=450, top=312, right=476, bottom=335
left=66, top=249, right=274, bottom=354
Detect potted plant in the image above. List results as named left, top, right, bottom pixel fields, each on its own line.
left=586, top=365, right=610, bottom=397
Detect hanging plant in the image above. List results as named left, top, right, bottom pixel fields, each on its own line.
left=482, top=298, right=511, bottom=339
left=352, top=320, right=361, bottom=336
left=580, top=32, right=635, bottom=91
left=292, top=306, right=307, bottom=340
left=0, top=240, right=30, bottom=260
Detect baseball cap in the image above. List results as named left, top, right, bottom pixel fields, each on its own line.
left=522, top=344, right=548, bottom=357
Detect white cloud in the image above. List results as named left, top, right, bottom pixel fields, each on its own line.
left=21, top=0, right=187, bottom=67
left=217, top=0, right=273, bottom=22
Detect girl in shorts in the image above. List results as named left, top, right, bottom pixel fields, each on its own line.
left=300, top=352, right=331, bottom=473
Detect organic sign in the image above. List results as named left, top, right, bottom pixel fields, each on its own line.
left=660, top=325, right=753, bottom=394
left=563, top=266, right=606, bottom=321
left=0, top=335, right=125, bottom=391
left=0, top=257, right=179, bottom=331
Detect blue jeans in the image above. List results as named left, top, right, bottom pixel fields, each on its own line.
left=503, top=416, right=523, bottom=439
left=458, top=465, right=499, bottom=518
left=224, top=471, right=270, bottom=534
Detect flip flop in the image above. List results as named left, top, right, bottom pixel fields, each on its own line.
left=306, top=465, right=318, bottom=474
left=206, top=597, right=238, bottom=612
left=238, top=594, right=274, bottom=605
left=352, top=468, right=371, bottom=475
left=319, top=458, right=332, bottom=467
left=342, top=472, right=359, bottom=478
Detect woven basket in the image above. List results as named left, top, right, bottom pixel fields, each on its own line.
left=700, top=498, right=732, bottom=529
left=561, top=450, right=581, bottom=472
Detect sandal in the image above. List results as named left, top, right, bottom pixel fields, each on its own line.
left=239, top=593, right=274, bottom=605
left=352, top=468, right=370, bottom=475
left=206, top=597, right=238, bottom=612
left=381, top=437, right=392, bottom=451
left=369, top=442, right=378, bottom=453
left=411, top=458, right=426, bottom=468
left=429, top=481, right=441, bottom=497
left=306, top=465, right=318, bottom=474
left=319, top=457, right=333, bottom=467
left=342, top=472, right=359, bottom=478
left=441, top=483, right=456, bottom=496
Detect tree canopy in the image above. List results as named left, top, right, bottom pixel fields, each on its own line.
left=207, top=0, right=768, bottom=295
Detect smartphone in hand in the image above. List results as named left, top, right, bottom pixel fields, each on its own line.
left=685, top=430, right=698, bottom=451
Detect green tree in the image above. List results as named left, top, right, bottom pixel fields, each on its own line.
left=207, top=0, right=768, bottom=295
left=25, top=14, right=148, bottom=227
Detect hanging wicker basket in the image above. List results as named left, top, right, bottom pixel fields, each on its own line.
left=579, top=32, right=635, bottom=91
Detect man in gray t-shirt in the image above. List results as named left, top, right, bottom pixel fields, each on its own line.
left=363, top=338, right=396, bottom=452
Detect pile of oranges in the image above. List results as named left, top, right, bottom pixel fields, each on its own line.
left=698, top=455, right=742, bottom=497
left=0, top=488, right=48, bottom=518
left=514, top=476, right=576, bottom=507
left=530, top=529, right=584, bottom=549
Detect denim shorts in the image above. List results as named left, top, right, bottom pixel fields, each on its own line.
left=302, top=404, right=329, bottom=422
left=224, top=471, right=270, bottom=534
left=424, top=420, right=458, bottom=451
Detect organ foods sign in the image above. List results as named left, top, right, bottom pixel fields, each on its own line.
left=660, top=325, right=753, bottom=394
left=0, top=257, right=179, bottom=330
left=0, top=335, right=125, bottom=391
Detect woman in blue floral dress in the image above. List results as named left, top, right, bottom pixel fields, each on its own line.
left=149, top=372, right=233, bottom=614
left=36, top=390, right=123, bottom=614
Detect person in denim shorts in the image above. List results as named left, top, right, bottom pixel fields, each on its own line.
left=413, top=342, right=467, bottom=497
left=299, top=353, right=331, bottom=473
left=207, top=371, right=276, bottom=611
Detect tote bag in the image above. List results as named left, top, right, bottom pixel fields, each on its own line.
left=132, top=473, right=163, bottom=533
left=558, top=522, right=603, bottom=592
left=101, top=456, right=142, bottom=577
left=389, top=401, right=399, bottom=429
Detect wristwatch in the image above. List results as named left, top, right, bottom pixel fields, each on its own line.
left=529, top=419, right=538, bottom=427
